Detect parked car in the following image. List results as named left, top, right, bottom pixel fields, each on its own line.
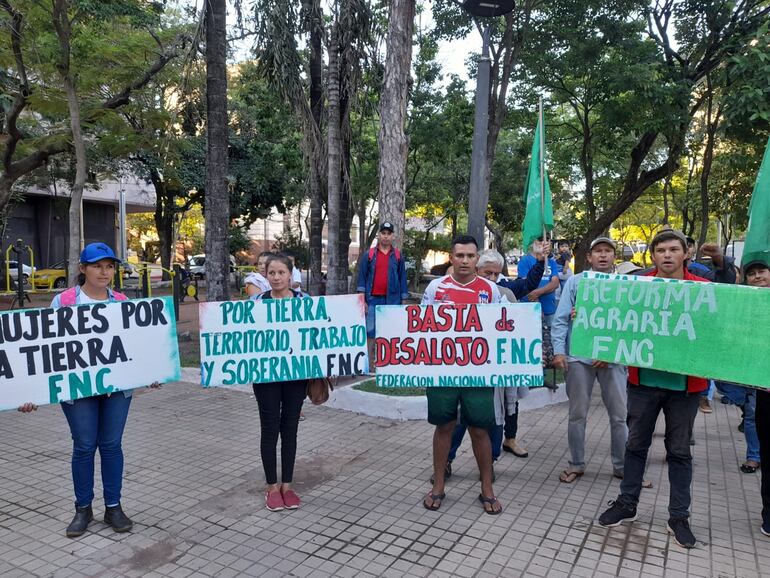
left=31, top=261, right=67, bottom=289
left=4, top=261, right=35, bottom=283
left=188, top=254, right=236, bottom=279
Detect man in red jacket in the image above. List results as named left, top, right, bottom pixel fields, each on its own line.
left=598, top=229, right=708, bottom=549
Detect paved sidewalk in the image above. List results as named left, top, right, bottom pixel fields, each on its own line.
left=0, top=383, right=766, bottom=578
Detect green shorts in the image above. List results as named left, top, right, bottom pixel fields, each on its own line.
left=427, top=387, right=496, bottom=429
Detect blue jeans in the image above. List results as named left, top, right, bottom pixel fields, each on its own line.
left=617, top=384, right=699, bottom=519
left=449, top=423, right=504, bottom=462
left=699, top=380, right=715, bottom=401
left=366, top=295, right=387, bottom=338
left=716, top=382, right=760, bottom=462
left=61, top=394, right=132, bottom=507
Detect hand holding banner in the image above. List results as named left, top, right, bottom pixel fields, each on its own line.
left=0, top=297, right=181, bottom=410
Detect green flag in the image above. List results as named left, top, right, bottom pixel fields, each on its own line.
left=521, top=108, right=554, bottom=250
left=742, top=136, right=770, bottom=270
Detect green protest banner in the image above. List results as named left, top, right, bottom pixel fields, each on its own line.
left=570, top=273, right=770, bottom=389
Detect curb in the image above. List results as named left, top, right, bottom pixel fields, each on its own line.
left=180, top=368, right=568, bottom=421
left=326, top=381, right=568, bottom=421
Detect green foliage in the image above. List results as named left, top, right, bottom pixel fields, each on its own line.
left=273, top=231, right=310, bottom=270
left=228, top=224, right=252, bottom=257
left=228, top=62, right=303, bottom=225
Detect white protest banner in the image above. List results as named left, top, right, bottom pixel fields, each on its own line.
left=0, top=297, right=181, bottom=411
left=199, top=294, right=368, bottom=387
left=374, top=303, right=544, bottom=387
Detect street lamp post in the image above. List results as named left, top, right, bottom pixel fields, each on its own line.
left=464, top=0, right=515, bottom=248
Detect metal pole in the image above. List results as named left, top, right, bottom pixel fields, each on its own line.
left=119, top=179, right=127, bottom=261
left=467, top=25, right=492, bottom=247
left=172, top=264, right=181, bottom=321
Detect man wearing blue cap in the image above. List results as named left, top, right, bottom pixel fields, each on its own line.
left=357, top=222, right=409, bottom=370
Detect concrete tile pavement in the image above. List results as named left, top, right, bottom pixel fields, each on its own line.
left=0, top=382, right=767, bottom=577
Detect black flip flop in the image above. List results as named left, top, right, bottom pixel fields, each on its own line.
left=478, top=494, right=502, bottom=515
left=423, top=492, right=446, bottom=511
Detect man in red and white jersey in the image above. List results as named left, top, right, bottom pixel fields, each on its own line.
left=421, top=234, right=546, bottom=515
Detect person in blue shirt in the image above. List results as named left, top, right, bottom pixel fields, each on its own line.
left=685, top=236, right=737, bottom=283
left=356, top=222, right=409, bottom=372
left=517, top=240, right=560, bottom=326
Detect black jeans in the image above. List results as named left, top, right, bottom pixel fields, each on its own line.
left=504, top=401, right=519, bottom=439
left=618, top=384, right=699, bottom=519
left=757, top=390, right=770, bottom=526
left=253, top=380, right=306, bottom=485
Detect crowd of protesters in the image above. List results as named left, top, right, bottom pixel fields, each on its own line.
left=11, top=221, right=769, bottom=550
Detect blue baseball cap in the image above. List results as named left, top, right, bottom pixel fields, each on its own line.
left=80, top=242, right=120, bottom=264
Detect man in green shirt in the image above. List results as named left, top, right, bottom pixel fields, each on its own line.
left=598, top=230, right=709, bottom=549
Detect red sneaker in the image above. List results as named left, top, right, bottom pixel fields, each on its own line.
left=265, top=490, right=285, bottom=511
left=281, top=489, right=301, bottom=509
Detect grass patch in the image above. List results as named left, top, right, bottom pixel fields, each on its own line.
left=353, top=379, right=426, bottom=397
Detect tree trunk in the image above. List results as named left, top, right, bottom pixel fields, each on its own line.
left=578, top=107, right=596, bottom=227
left=338, top=51, right=353, bottom=294
left=204, top=0, right=229, bottom=301
left=52, top=0, right=87, bottom=286
left=682, top=156, right=697, bottom=236
left=484, top=6, right=534, bottom=201
left=151, top=174, right=174, bottom=281
left=326, top=27, right=343, bottom=296
left=307, top=0, right=324, bottom=295
left=698, top=78, right=720, bottom=253
left=377, top=0, right=415, bottom=249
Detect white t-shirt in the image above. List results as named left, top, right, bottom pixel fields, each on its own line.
left=291, top=267, right=302, bottom=287
left=244, top=272, right=270, bottom=293
left=76, top=292, right=109, bottom=305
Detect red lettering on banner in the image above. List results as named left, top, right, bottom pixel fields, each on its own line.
left=406, top=306, right=422, bottom=333
left=462, top=305, right=482, bottom=332
left=375, top=336, right=489, bottom=366
left=406, top=304, right=485, bottom=333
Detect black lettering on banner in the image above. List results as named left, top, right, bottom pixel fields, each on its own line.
left=0, top=350, right=13, bottom=378
left=76, top=306, right=93, bottom=335
left=21, top=309, right=40, bottom=340
left=1, top=313, right=22, bottom=343
left=90, top=304, right=109, bottom=333
left=57, top=307, right=78, bottom=337
left=121, top=299, right=169, bottom=329
left=19, top=345, right=39, bottom=375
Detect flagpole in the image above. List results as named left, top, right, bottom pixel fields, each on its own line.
left=539, top=97, right=549, bottom=273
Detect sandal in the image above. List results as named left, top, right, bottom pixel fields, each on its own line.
left=423, top=492, right=446, bottom=511
left=478, top=494, right=502, bottom=515
left=741, top=461, right=760, bottom=473
left=559, top=469, right=584, bottom=483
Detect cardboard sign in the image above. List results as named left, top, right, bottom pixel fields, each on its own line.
left=374, top=303, right=544, bottom=387
left=0, top=297, right=181, bottom=410
left=570, top=273, right=770, bottom=388
left=199, top=294, right=368, bottom=387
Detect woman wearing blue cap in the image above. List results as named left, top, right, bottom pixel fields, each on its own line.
left=18, top=242, right=152, bottom=537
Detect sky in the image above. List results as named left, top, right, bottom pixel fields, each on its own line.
left=213, top=0, right=478, bottom=90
